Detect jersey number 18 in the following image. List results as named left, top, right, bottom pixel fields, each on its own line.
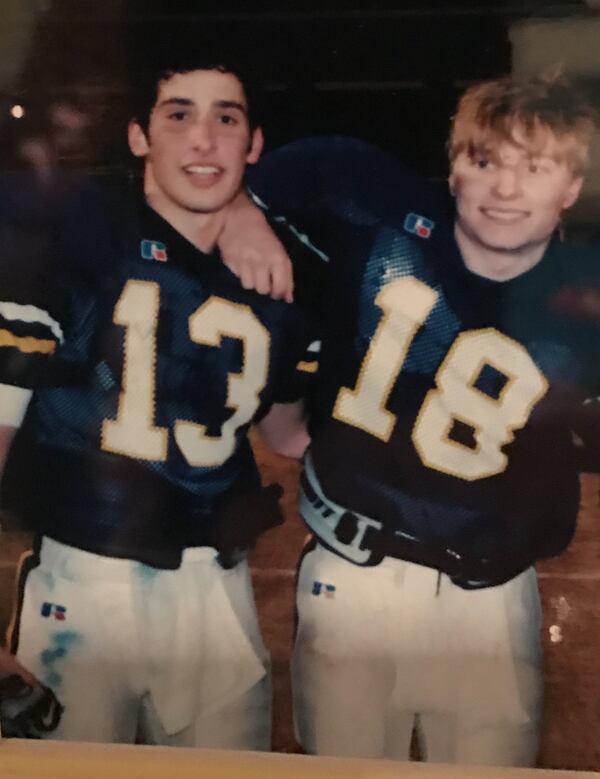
left=333, top=277, right=548, bottom=481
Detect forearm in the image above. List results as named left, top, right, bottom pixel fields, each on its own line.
left=257, top=400, right=311, bottom=460
left=0, top=384, right=31, bottom=482
left=219, top=190, right=294, bottom=301
left=247, top=136, right=425, bottom=225
left=0, top=425, right=17, bottom=473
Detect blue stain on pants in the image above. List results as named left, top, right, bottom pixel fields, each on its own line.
left=39, top=631, right=81, bottom=689
left=136, top=562, right=160, bottom=581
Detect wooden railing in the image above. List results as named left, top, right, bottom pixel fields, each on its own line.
left=1, top=740, right=599, bottom=779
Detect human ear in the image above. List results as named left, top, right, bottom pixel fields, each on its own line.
left=562, top=175, right=584, bottom=211
left=128, top=121, right=150, bottom=158
left=448, top=170, right=456, bottom=197
left=246, top=126, right=264, bottom=165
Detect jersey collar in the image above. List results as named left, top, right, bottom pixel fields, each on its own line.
left=135, top=193, right=222, bottom=274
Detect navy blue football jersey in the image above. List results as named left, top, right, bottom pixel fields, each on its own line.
left=248, top=137, right=600, bottom=583
left=0, top=180, right=320, bottom=563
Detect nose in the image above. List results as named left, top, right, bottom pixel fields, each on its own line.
left=189, top=117, right=216, bottom=153
left=492, top=166, right=521, bottom=199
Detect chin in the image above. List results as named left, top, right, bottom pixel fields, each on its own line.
left=187, top=192, right=237, bottom=214
left=180, top=197, right=227, bottom=215
left=475, top=230, right=532, bottom=252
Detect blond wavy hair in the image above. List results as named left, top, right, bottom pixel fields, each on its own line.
left=449, top=71, right=597, bottom=175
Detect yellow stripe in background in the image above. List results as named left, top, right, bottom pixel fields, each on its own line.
left=0, top=740, right=590, bottom=779
left=296, top=360, right=318, bottom=374
left=0, top=329, right=56, bottom=355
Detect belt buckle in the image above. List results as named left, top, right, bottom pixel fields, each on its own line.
left=332, top=511, right=385, bottom=565
left=443, top=548, right=494, bottom=589
left=299, top=483, right=383, bottom=565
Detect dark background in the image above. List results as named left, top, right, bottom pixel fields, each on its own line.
left=1, top=0, right=597, bottom=180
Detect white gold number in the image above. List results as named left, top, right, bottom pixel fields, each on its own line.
left=333, top=277, right=548, bottom=480
left=334, top=277, right=438, bottom=441
left=102, top=281, right=269, bottom=466
left=102, top=280, right=168, bottom=460
left=412, top=329, right=548, bottom=480
left=175, top=299, right=270, bottom=466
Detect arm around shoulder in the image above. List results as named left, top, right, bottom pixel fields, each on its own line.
left=219, top=190, right=294, bottom=302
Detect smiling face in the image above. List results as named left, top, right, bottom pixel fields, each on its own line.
left=449, top=128, right=583, bottom=278
left=128, top=69, right=263, bottom=231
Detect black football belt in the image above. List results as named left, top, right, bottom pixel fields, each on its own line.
left=14, top=444, right=283, bottom=570
left=212, top=482, right=284, bottom=569
left=0, top=675, right=63, bottom=738
left=299, top=453, right=532, bottom=590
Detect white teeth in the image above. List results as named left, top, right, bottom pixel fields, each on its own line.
left=185, top=165, right=220, bottom=174
left=483, top=209, right=526, bottom=222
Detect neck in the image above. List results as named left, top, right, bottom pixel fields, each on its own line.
left=144, top=187, right=225, bottom=255
left=454, top=223, right=549, bottom=281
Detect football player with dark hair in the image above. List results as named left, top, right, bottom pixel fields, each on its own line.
left=220, top=72, right=600, bottom=765
left=0, top=52, right=322, bottom=746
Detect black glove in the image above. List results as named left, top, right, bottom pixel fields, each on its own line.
left=212, top=483, right=284, bottom=569
left=0, top=669, right=63, bottom=738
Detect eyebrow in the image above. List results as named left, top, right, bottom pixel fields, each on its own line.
left=156, top=97, right=247, bottom=114
left=156, top=97, right=194, bottom=110
left=468, top=141, right=557, bottom=162
left=215, top=99, right=247, bottom=115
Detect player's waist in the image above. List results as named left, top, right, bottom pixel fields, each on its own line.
left=299, top=452, right=533, bottom=589
left=5, top=444, right=230, bottom=568
left=36, top=535, right=220, bottom=581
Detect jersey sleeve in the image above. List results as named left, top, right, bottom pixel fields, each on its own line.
left=0, top=173, right=114, bottom=390
left=257, top=274, right=321, bottom=411
left=569, top=322, right=600, bottom=472
left=271, top=328, right=320, bottom=407
left=259, top=209, right=325, bottom=406
left=0, top=218, right=70, bottom=389
left=246, top=136, right=437, bottom=256
left=547, top=248, right=600, bottom=471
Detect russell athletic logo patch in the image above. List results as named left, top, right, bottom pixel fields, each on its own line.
left=404, top=213, right=435, bottom=239
left=40, top=603, right=67, bottom=620
left=312, top=581, right=336, bottom=598
left=141, top=240, right=168, bottom=262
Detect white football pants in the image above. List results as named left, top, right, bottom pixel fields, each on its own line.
left=292, top=544, right=543, bottom=765
left=10, top=536, right=271, bottom=748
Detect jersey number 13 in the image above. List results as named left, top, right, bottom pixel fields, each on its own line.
left=101, top=279, right=269, bottom=467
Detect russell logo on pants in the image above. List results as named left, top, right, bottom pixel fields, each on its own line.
left=312, top=581, right=336, bottom=598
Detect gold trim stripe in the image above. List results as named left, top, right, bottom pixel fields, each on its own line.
left=0, top=328, right=56, bottom=355
left=297, top=360, right=318, bottom=374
